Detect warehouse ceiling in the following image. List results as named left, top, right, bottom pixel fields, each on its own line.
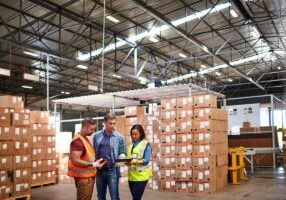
left=0, top=0, right=285, bottom=107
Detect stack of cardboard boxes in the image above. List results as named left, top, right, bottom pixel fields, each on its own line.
left=0, top=95, right=31, bottom=198
left=30, top=111, right=57, bottom=187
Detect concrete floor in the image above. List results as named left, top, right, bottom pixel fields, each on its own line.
left=32, top=168, right=286, bottom=200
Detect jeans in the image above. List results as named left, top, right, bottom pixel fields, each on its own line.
left=128, top=181, right=148, bottom=200
left=96, top=169, right=120, bottom=200
left=75, top=177, right=95, bottom=200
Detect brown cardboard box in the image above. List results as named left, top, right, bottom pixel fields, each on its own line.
left=176, top=108, right=193, bottom=121
left=32, top=160, right=43, bottom=173
left=13, top=155, right=31, bottom=169
left=42, top=170, right=56, bottom=183
left=30, top=111, right=49, bottom=124
left=11, top=113, right=30, bottom=127
left=14, top=141, right=31, bottom=155
left=193, top=181, right=216, bottom=194
left=193, top=95, right=217, bottom=108
left=174, top=169, right=192, bottom=181
left=31, top=172, right=42, bottom=186
left=193, top=168, right=216, bottom=182
left=216, top=165, right=228, bottom=191
left=43, top=147, right=56, bottom=159
left=159, top=157, right=176, bottom=169
left=0, top=127, right=13, bottom=140
left=161, top=98, right=177, bottom=110
left=32, top=148, right=44, bottom=160
left=193, top=131, right=216, bottom=144
left=215, top=143, right=228, bottom=155
left=42, top=159, right=57, bottom=171
left=32, top=136, right=43, bottom=148
left=159, top=169, right=176, bottom=180
left=194, top=108, right=227, bottom=121
left=45, top=136, right=56, bottom=147
left=193, top=144, right=216, bottom=156
left=116, top=116, right=126, bottom=135
left=160, top=109, right=176, bottom=121
left=0, top=182, right=13, bottom=199
left=176, top=119, right=192, bottom=133
left=0, top=141, right=13, bottom=156
left=193, top=156, right=216, bottom=169
left=0, top=113, right=11, bottom=127
left=13, top=179, right=31, bottom=197
left=175, top=145, right=192, bottom=157
left=124, top=106, right=145, bottom=117
left=160, top=145, right=176, bottom=157
left=216, top=154, right=228, bottom=166
left=0, top=95, right=24, bottom=110
left=176, top=133, right=192, bottom=145
left=0, top=170, right=12, bottom=185
left=159, top=180, right=176, bottom=192
left=175, top=157, right=192, bottom=170
left=0, top=156, right=13, bottom=170
left=176, top=97, right=193, bottom=109
left=193, top=120, right=227, bottom=132
left=14, top=127, right=31, bottom=140
left=243, top=121, right=251, bottom=128
left=159, top=121, right=176, bottom=134
left=30, top=124, right=56, bottom=135
left=13, top=168, right=31, bottom=181
left=160, top=134, right=176, bottom=144
left=175, top=182, right=192, bottom=193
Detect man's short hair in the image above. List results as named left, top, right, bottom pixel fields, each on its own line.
left=82, top=117, right=96, bottom=127
left=104, top=113, right=117, bottom=122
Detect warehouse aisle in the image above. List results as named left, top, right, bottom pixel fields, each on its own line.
left=32, top=168, right=286, bottom=200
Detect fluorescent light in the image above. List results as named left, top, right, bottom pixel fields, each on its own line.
left=76, top=65, right=88, bottom=70
left=61, top=91, right=65, bottom=94
left=228, top=78, right=233, bottom=82
left=23, top=51, right=38, bottom=57
left=23, top=73, right=40, bottom=82
left=87, top=84, right=99, bottom=91
left=77, top=2, right=231, bottom=61
left=106, top=15, right=120, bottom=23
left=230, top=9, right=238, bottom=18
left=201, top=64, right=207, bottom=69
left=278, top=66, right=281, bottom=70
left=149, top=36, right=159, bottom=43
left=215, top=72, right=222, bottom=76
left=0, top=68, right=11, bottom=76
left=65, top=92, right=70, bottom=95
left=179, top=53, right=187, bottom=58
left=112, top=74, right=122, bottom=79
left=251, top=26, right=260, bottom=38
left=22, top=85, right=33, bottom=89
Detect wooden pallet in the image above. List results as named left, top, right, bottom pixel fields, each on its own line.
left=5, top=194, right=31, bottom=200
left=31, top=181, right=57, bottom=188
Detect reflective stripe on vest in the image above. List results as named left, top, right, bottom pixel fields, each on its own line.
left=67, top=133, right=96, bottom=178
left=127, top=139, right=151, bottom=182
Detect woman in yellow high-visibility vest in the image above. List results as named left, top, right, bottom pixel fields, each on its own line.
left=127, top=124, right=152, bottom=200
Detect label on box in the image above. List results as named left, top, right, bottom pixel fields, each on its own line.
left=24, top=114, right=29, bottom=120
left=187, top=170, right=192, bottom=175
left=182, top=171, right=187, bottom=178
left=3, top=144, right=7, bottom=149
left=199, top=146, right=204, bottom=152
left=166, top=158, right=170, bottom=165
left=24, top=183, right=28, bottom=188
left=182, top=135, right=187, bottom=141
left=198, top=158, right=203, bottom=165
left=199, top=133, right=204, bottom=140
left=186, top=157, right=191, bottom=162
left=171, top=181, right=175, bottom=186
left=182, top=98, right=187, bottom=105
left=48, top=160, right=52, bottom=165
left=171, top=122, right=175, bottom=128
left=166, top=181, right=170, bottom=188
left=171, top=99, right=176, bottom=104
left=182, top=122, right=187, bottom=129
left=24, top=143, right=29, bottom=148
left=166, top=112, right=170, bottom=119
left=13, top=97, right=16, bottom=104
left=23, top=120, right=29, bottom=125
left=199, top=96, right=204, bottom=103
left=200, top=122, right=205, bottom=129
left=182, top=146, right=187, bottom=153
left=33, top=149, right=37, bottom=155
left=182, top=182, right=187, bottom=189
left=166, top=126, right=170, bottom=132
left=33, top=162, right=37, bottom=167
left=23, top=128, right=27, bottom=134
left=166, top=147, right=170, bottom=153
left=171, top=158, right=175, bottom=162
left=206, top=133, right=210, bottom=139
left=5, top=127, right=9, bottom=133
left=32, top=174, right=36, bottom=179
left=33, top=137, right=37, bottom=142
left=16, top=184, right=20, bottom=191
left=6, top=187, right=10, bottom=193
left=23, top=156, right=28, bottom=162
left=198, top=172, right=203, bottom=179
left=1, top=176, right=6, bottom=181
left=199, top=184, right=204, bottom=191
left=15, top=156, right=20, bottom=163
left=199, top=110, right=204, bottom=117
left=166, top=170, right=170, bottom=176
left=205, top=145, right=210, bottom=151
left=205, top=183, right=209, bottom=188
left=205, top=170, right=210, bottom=176
left=166, top=136, right=170, bottom=143
left=204, top=157, right=209, bottom=162
left=15, top=142, right=20, bottom=149
left=48, top=172, right=51, bottom=177
left=166, top=103, right=170, bottom=110
left=38, top=173, right=41, bottom=176
left=182, top=110, right=186, bottom=118
left=16, top=170, right=20, bottom=178
left=14, top=113, right=19, bottom=120
left=15, top=128, right=19, bottom=135
left=181, top=158, right=186, bottom=164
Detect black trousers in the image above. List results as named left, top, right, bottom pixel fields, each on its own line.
left=128, top=180, right=148, bottom=200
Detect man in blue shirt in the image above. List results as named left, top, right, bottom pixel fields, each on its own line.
left=93, top=113, right=126, bottom=200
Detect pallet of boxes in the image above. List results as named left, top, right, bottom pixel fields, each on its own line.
left=159, top=95, right=228, bottom=194
left=0, top=95, right=31, bottom=199
left=30, top=111, right=57, bottom=188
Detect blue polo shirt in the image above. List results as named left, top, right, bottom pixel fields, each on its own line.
left=97, top=132, right=112, bottom=167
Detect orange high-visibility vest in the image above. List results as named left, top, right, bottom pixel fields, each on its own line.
left=67, top=133, right=96, bottom=178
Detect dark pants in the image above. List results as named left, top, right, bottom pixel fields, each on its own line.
left=128, top=180, right=148, bottom=200
left=96, top=169, right=120, bottom=200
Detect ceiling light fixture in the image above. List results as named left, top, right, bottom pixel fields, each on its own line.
left=23, top=73, right=40, bottom=82
left=228, top=78, right=233, bottom=82
left=277, top=66, right=281, bottom=70
left=21, top=85, right=33, bottom=89
left=215, top=72, right=222, bottom=76
left=77, top=2, right=231, bottom=61
left=112, top=74, right=122, bottom=79
left=88, top=85, right=99, bottom=91
left=149, top=36, right=159, bottom=43
left=201, top=64, right=207, bottom=69
left=230, top=9, right=238, bottom=18
left=0, top=68, right=11, bottom=76
left=179, top=53, right=187, bottom=58
left=76, top=64, right=88, bottom=70
left=23, top=51, right=38, bottom=57
left=106, top=15, right=120, bottom=23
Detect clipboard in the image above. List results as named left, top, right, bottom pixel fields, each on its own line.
left=115, top=158, right=132, bottom=167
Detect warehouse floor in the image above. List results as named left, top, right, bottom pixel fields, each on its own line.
left=32, top=168, right=286, bottom=200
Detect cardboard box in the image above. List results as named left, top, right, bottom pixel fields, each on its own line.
left=160, top=109, right=176, bottom=121
left=42, top=171, right=56, bottom=183
left=30, top=111, right=49, bottom=124
left=176, top=120, right=192, bottom=133
left=176, top=133, right=192, bottom=144
left=0, top=182, right=13, bottom=199
left=32, top=148, right=44, bottom=160
left=32, top=160, right=43, bottom=173
left=160, top=134, right=176, bottom=144
left=193, top=95, right=217, bottom=108
left=0, top=127, right=13, bottom=140
left=14, top=127, right=31, bottom=140
left=42, top=159, right=57, bottom=171
left=11, top=113, right=30, bottom=127
left=175, top=157, right=192, bottom=170
left=193, top=144, right=216, bottom=157
left=13, top=141, right=31, bottom=155
left=32, top=136, right=43, bottom=148
left=13, top=168, right=31, bottom=181
left=193, top=156, right=216, bottom=169
left=193, top=120, right=227, bottom=132
left=161, top=98, right=177, bottom=110
left=175, top=182, right=192, bottom=193
left=175, top=145, right=192, bottom=157
left=216, top=154, right=228, bottom=166
left=159, top=180, right=176, bottom=192
left=159, top=169, right=176, bottom=180
left=193, top=131, right=216, bottom=144
left=13, top=179, right=31, bottom=197
left=176, top=108, right=193, bottom=121
left=32, top=172, right=42, bottom=186
left=159, top=157, right=176, bottom=169
left=194, top=108, right=227, bottom=121
left=0, top=170, right=12, bottom=185
left=174, top=169, right=192, bottom=181
left=193, top=181, right=216, bottom=194
left=13, top=155, right=31, bottom=169
left=30, top=124, right=56, bottom=135
left=43, top=147, right=56, bottom=159
left=0, top=95, right=24, bottom=110
left=176, top=97, right=193, bottom=109
left=243, top=121, right=251, bottom=128
left=215, top=143, right=228, bottom=155
left=124, top=106, right=145, bottom=117
left=0, top=113, right=11, bottom=127
left=160, top=145, right=176, bottom=157
left=159, top=121, right=176, bottom=134
left=216, top=165, right=228, bottom=191
left=0, top=141, right=13, bottom=156
left=0, top=156, right=12, bottom=170
left=193, top=168, right=216, bottom=182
